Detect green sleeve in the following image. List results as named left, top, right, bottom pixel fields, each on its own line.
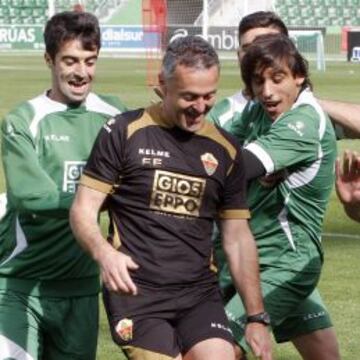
left=208, top=97, right=246, bottom=134
left=1, top=106, right=72, bottom=217
left=249, top=107, right=320, bottom=173
left=230, top=101, right=254, bottom=144
left=98, top=94, right=128, bottom=113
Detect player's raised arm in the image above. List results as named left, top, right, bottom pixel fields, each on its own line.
left=336, top=150, right=360, bottom=222
left=318, top=99, right=360, bottom=138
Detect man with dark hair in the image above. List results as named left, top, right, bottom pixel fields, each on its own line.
left=208, top=12, right=341, bottom=360
left=210, top=11, right=359, bottom=137
left=212, top=32, right=339, bottom=360
left=70, top=35, right=272, bottom=360
left=0, top=11, right=126, bottom=359
left=208, top=11, right=288, bottom=136
left=238, top=11, right=288, bottom=61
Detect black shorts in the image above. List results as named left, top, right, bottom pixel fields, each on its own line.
left=103, top=283, right=234, bottom=358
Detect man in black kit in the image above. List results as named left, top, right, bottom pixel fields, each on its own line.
left=70, top=35, right=272, bottom=360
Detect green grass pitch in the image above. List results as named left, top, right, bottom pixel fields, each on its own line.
left=0, top=53, right=359, bottom=359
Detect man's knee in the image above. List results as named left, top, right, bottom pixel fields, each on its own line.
left=234, top=344, right=247, bottom=360
left=292, top=328, right=341, bottom=360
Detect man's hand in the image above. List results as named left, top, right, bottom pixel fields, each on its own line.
left=335, top=150, right=360, bottom=222
left=335, top=150, right=360, bottom=204
left=245, top=322, right=272, bottom=360
left=97, top=246, right=139, bottom=295
left=259, top=170, right=286, bottom=188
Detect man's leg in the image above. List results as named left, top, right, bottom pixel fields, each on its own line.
left=184, top=338, right=234, bottom=360
left=273, top=289, right=340, bottom=360
left=0, top=290, right=41, bottom=360
left=103, top=286, right=181, bottom=359
left=44, top=295, right=99, bottom=360
left=177, top=286, right=235, bottom=360
left=292, top=327, right=341, bottom=360
left=225, top=265, right=322, bottom=358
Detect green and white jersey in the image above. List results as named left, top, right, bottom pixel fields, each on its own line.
left=233, top=88, right=337, bottom=269
left=0, top=92, right=126, bottom=296
left=207, top=91, right=248, bottom=132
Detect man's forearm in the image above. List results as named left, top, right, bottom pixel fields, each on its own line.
left=69, top=185, right=110, bottom=261
left=318, top=99, right=360, bottom=137
left=70, top=207, right=109, bottom=261
left=222, top=220, right=264, bottom=315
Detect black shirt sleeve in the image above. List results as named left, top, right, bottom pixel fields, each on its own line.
left=242, top=148, right=266, bottom=181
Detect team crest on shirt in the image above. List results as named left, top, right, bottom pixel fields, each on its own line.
left=115, top=318, right=133, bottom=341
left=201, top=152, right=218, bottom=176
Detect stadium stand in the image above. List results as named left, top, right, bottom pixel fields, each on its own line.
left=274, top=0, right=360, bottom=26
left=0, top=0, right=125, bottom=25
left=0, top=0, right=47, bottom=25
left=1, top=0, right=360, bottom=27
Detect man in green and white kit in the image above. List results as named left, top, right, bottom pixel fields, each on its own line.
left=209, top=27, right=340, bottom=360
left=0, top=11, right=126, bottom=359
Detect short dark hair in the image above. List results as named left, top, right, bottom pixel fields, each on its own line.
left=44, top=11, right=101, bottom=60
left=241, top=33, right=312, bottom=98
left=162, top=35, right=220, bottom=79
left=238, top=11, right=288, bottom=38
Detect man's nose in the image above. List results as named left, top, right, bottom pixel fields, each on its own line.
left=74, top=62, right=87, bottom=77
left=193, top=98, right=207, bottom=114
left=262, top=81, right=273, bottom=99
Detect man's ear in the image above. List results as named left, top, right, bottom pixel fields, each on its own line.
left=44, top=52, right=53, bottom=68
left=237, top=48, right=241, bottom=67
left=158, top=72, right=166, bottom=97
left=295, top=76, right=305, bottom=87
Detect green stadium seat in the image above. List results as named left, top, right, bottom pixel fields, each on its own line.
left=311, top=0, right=324, bottom=5
left=0, top=16, right=11, bottom=24
left=301, top=7, right=312, bottom=17
left=317, top=18, right=328, bottom=26
left=23, top=0, right=36, bottom=6
left=277, top=7, right=288, bottom=17
left=0, top=7, right=10, bottom=17
left=11, top=16, right=22, bottom=24
left=328, top=7, right=341, bottom=17
left=342, top=7, right=355, bottom=18
left=34, top=15, right=46, bottom=23
left=33, top=7, right=46, bottom=17
left=287, top=7, right=298, bottom=17
left=288, top=17, right=300, bottom=26
left=21, top=8, right=33, bottom=17
left=22, top=16, right=33, bottom=24
left=314, top=7, right=327, bottom=17
left=303, top=17, right=316, bottom=26
left=11, top=0, right=23, bottom=6
left=9, top=7, right=21, bottom=17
